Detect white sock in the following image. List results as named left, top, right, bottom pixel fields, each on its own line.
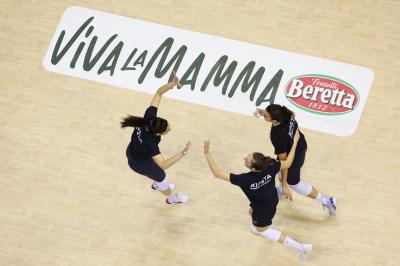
left=251, top=227, right=282, bottom=242
left=283, top=236, right=304, bottom=251
left=167, top=193, right=177, bottom=203
left=316, top=192, right=328, bottom=205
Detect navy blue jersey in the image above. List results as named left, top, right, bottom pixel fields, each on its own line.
left=270, top=116, right=307, bottom=169
left=126, top=106, right=161, bottom=161
left=230, top=160, right=281, bottom=208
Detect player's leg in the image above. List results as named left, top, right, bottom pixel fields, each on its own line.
left=288, top=168, right=336, bottom=215
left=250, top=206, right=312, bottom=260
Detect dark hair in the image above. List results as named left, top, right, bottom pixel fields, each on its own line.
left=120, top=115, right=168, bottom=134
left=251, top=152, right=273, bottom=172
left=266, top=104, right=293, bottom=136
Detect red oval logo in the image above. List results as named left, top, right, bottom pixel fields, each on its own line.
left=285, top=75, right=359, bottom=115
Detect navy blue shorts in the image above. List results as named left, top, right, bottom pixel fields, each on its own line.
left=251, top=202, right=278, bottom=227
left=126, top=150, right=166, bottom=182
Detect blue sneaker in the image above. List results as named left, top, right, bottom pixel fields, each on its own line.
left=323, top=197, right=336, bottom=215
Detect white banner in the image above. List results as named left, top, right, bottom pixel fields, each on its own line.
left=43, top=6, right=374, bottom=136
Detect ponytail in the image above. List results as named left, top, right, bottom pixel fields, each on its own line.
left=120, top=115, right=168, bottom=134
left=120, top=115, right=147, bottom=128
left=252, top=152, right=273, bottom=172
left=281, top=106, right=293, bottom=124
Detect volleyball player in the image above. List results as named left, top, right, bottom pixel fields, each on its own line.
left=256, top=104, right=336, bottom=215
left=203, top=130, right=312, bottom=260
left=121, top=72, right=190, bottom=204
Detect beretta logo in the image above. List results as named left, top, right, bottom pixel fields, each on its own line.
left=284, top=74, right=359, bottom=115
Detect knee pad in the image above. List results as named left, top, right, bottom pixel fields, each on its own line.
left=256, top=227, right=282, bottom=242
left=276, top=185, right=283, bottom=196
left=155, top=176, right=170, bottom=191
left=276, top=172, right=282, bottom=182
left=276, top=172, right=283, bottom=195
left=289, top=180, right=312, bottom=196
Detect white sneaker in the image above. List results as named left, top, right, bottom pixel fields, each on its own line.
left=322, top=197, right=337, bottom=216
left=298, top=244, right=312, bottom=260
left=166, top=193, right=188, bottom=204
left=250, top=227, right=261, bottom=235
left=151, top=183, right=176, bottom=191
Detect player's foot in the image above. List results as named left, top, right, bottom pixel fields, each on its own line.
left=166, top=193, right=188, bottom=204
left=250, top=227, right=261, bottom=235
left=298, top=244, right=312, bottom=260
left=151, top=183, right=175, bottom=191
left=322, top=197, right=336, bottom=215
